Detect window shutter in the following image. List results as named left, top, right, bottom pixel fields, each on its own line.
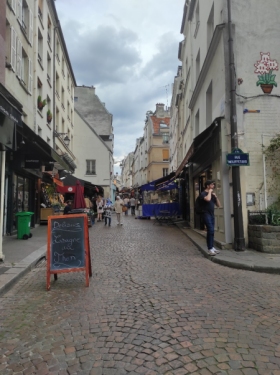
left=16, top=38, right=22, bottom=79
left=29, top=9, right=33, bottom=46
left=11, top=27, right=16, bottom=71
left=162, top=149, right=169, bottom=160
left=17, top=0, right=22, bottom=25
left=28, top=58, right=32, bottom=94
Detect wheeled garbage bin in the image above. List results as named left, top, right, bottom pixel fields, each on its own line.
left=16, top=211, right=34, bottom=240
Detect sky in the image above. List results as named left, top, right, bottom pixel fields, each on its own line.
left=55, top=0, right=184, bottom=174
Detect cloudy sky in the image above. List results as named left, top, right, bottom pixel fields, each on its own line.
left=55, top=0, right=184, bottom=173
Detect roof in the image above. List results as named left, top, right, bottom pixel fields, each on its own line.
left=150, top=117, right=170, bottom=134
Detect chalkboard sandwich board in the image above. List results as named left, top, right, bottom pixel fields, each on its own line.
left=47, top=214, right=92, bottom=291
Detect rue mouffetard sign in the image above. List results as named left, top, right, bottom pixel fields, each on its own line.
left=226, top=148, right=250, bottom=166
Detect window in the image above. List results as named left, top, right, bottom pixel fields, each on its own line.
left=196, top=49, right=200, bottom=82
left=38, top=0, right=43, bottom=18
left=162, top=133, right=169, bottom=144
left=206, top=81, right=212, bottom=127
left=207, top=3, right=214, bottom=49
left=38, top=29, right=43, bottom=67
left=194, top=1, right=200, bottom=38
left=86, top=160, right=96, bottom=175
left=47, top=53, right=51, bottom=83
left=162, top=149, right=169, bottom=161
left=7, top=26, right=17, bottom=71
left=47, top=16, right=52, bottom=46
left=195, top=110, right=200, bottom=137
left=163, top=168, right=168, bottom=177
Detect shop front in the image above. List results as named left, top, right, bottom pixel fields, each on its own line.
left=0, top=84, right=22, bottom=238
left=189, top=118, right=232, bottom=245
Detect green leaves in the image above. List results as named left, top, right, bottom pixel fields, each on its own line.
left=256, top=70, right=277, bottom=86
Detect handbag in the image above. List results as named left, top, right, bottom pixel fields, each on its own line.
left=122, top=206, right=127, bottom=212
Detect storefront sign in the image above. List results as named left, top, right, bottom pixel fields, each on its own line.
left=226, top=148, right=250, bottom=166
left=25, top=155, right=41, bottom=169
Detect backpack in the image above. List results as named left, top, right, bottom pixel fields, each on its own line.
left=195, top=195, right=204, bottom=215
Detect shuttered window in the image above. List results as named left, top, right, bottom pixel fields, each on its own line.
left=11, top=27, right=17, bottom=71
left=162, top=149, right=169, bottom=161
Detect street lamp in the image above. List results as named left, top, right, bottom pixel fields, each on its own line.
left=54, top=132, right=70, bottom=146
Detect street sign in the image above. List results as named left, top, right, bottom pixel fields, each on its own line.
left=226, top=148, right=250, bottom=166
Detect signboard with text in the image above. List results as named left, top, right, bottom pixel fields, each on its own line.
left=226, top=148, right=250, bottom=166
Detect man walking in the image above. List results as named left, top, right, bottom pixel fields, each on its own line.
left=200, top=180, right=221, bottom=256
left=129, top=196, right=136, bottom=215
left=114, top=196, right=124, bottom=225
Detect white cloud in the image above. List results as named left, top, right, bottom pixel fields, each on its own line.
left=55, top=0, right=184, bottom=172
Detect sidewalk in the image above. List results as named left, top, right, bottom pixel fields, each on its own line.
left=0, top=225, right=47, bottom=296
left=174, top=220, right=280, bottom=274
left=1, top=220, right=280, bottom=296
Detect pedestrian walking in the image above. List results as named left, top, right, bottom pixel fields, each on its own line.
left=114, top=196, right=124, bottom=225
left=104, top=206, right=112, bottom=226
left=123, top=196, right=129, bottom=216
left=200, top=180, right=221, bottom=256
left=96, top=195, right=104, bottom=222
left=130, top=196, right=136, bottom=215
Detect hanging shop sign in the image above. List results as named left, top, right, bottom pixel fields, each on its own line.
left=25, top=155, right=41, bottom=169
left=226, top=148, right=250, bottom=166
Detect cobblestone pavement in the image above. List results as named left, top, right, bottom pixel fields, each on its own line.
left=1, top=216, right=280, bottom=375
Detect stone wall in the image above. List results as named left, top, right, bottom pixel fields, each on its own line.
left=248, top=225, right=280, bottom=253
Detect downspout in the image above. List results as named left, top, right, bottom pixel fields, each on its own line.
left=0, top=151, right=6, bottom=260
left=227, top=0, right=245, bottom=251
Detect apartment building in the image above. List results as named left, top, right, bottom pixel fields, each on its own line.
left=73, top=86, right=114, bottom=197
left=170, top=0, right=280, bottom=247
left=74, top=109, right=113, bottom=201
left=2, top=0, right=76, bottom=234
left=119, top=152, right=134, bottom=190
left=131, top=137, right=146, bottom=189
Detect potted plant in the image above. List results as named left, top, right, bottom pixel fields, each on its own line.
left=37, top=95, right=46, bottom=110
left=47, top=109, right=52, bottom=123
left=254, top=52, right=278, bottom=94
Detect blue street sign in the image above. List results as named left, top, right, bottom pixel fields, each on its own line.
left=226, top=149, right=250, bottom=166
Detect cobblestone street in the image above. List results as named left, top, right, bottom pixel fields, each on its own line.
left=1, top=215, right=280, bottom=375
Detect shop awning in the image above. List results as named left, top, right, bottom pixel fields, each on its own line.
left=57, top=174, right=101, bottom=195
left=140, top=173, right=178, bottom=192
left=155, top=172, right=176, bottom=188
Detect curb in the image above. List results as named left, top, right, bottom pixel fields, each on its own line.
left=0, top=245, right=47, bottom=297
left=176, top=225, right=280, bottom=275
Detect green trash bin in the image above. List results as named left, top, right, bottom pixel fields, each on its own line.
left=15, top=212, right=34, bottom=240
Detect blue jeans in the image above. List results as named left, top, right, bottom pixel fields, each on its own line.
left=105, top=217, right=111, bottom=225
left=203, top=213, right=215, bottom=250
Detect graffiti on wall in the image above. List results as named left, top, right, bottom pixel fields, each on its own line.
left=254, top=52, right=278, bottom=94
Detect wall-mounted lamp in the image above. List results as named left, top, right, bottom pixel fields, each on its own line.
left=54, top=132, right=70, bottom=146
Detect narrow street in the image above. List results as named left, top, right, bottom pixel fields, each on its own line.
left=1, top=216, right=280, bottom=375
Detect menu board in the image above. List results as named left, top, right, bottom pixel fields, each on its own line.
left=47, top=214, right=91, bottom=290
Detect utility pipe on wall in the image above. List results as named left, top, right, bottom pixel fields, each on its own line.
left=0, top=151, right=6, bottom=260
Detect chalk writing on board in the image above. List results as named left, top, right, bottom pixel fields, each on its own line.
left=53, top=251, right=82, bottom=268
left=52, top=235, right=81, bottom=246
left=53, top=221, right=82, bottom=232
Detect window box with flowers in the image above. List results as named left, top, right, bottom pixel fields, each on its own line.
left=38, top=95, right=47, bottom=110
left=47, top=109, right=52, bottom=123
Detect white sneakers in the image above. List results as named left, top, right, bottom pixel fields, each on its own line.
left=208, top=249, right=216, bottom=256
left=208, top=247, right=220, bottom=256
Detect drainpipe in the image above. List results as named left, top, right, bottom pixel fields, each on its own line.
left=0, top=151, right=6, bottom=260
left=227, top=0, right=245, bottom=251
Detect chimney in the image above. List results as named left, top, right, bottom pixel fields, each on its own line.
left=156, top=103, right=165, bottom=117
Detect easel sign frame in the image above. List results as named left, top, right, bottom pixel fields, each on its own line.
left=47, top=214, right=92, bottom=291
